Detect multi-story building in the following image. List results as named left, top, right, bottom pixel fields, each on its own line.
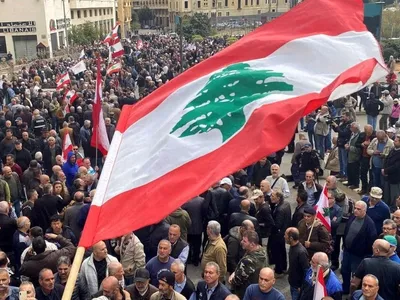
left=134, top=0, right=170, bottom=28
left=117, top=0, right=133, bottom=38
left=69, top=0, right=116, bottom=36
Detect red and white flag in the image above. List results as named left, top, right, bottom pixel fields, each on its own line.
left=313, top=265, right=327, bottom=300
left=136, top=39, right=143, bottom=50
left=103, top=23, right=120, bottom=45
left=314, top=184, right=331, bottom=232
left=106, top=61, right=122, bottom=76
left=109, top=39, right=124, bottom=59
left=64, top=89, right=78, bottom=106
left=90, top=58, right=110, bottom=156
left=56, top=73, right=71, bottom=90
left=62, top=133, right=73, bottom=162
left=79, top=0, right=387, bottom=247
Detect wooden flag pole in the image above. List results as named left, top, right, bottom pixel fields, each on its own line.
left=62, top=246, right=85, bottom=300
left=307, top=217, right=317, bottom=242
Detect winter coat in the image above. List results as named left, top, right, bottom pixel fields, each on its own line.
left=391, top=104, right=400, bottom=118
left=226, top=226, right=245, bottom=273
left=325, top=146, right=340, bottom=172
left=314, top=113, right=330, bottom=136
left=381, top=95, right=394, bottom=114
left=365, top=97, right=384, bottom=117
left=62, top=151, right=78, bottom=188
left=298, top=219, right=331, bottom=258
left=116, top=233, right=146, bottom=278
left=182, top=196, right=205, bottom=235
left=367, top=137, right=394, bottom=167
left=79, top=254, right=118, bottom=296
left=165, top=208, right=192, bottom=241
left=332, top=120, right=352, bottom=148
left=383, top=148, right=400, bottom=184
left=348, top=132, right=361, bottom=163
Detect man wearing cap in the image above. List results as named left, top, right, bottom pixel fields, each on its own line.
left=379, top=90, right=393, bottom=131
left=253, top=189, right=274, bottom=245
left=385, top=127, right=396, bottom=140
left=126, top=268, right=158, bottom=300
left=382, top=135, right=400, bottom=212
left=150, top=270, right=186, bottom=300
left=298, top=206, right=331, bottom=258
left=383, top=235, right=400, bottom=263
left=361, top=187, right=390, bottom=235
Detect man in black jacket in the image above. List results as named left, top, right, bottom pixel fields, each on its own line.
left=251, top=157, right=271, bottom=188
left=0, top=201, right=17, bottom=254
left=252, top=189, right=274, bottom=245
left=193, top=262, right=231, bottom=300
left=365, top=92, right=384, bottom=131
left=11, top=141, right=31, bottom=172
left=170, top=259, right=195, bottom=299
left=228, top=200, right=259, bottom=233
left=355, top=125, right=376, bottom=194
left=332, top=111, right=353, bottom=181
left=382, top=135, right=400, bottom=212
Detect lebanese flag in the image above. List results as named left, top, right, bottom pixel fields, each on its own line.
left=106, top=61, right=122, bottom=76
left=136, top=39, right=143, bottom=50
left=79, top=0, right=387, bottom=247
left=62, top=133, right=73, bottom=162
left=64, top=89, right=78, bottom=105
left=109, top=39, right=124, bottom=59
left=90, top=58, right=110, bottom=156
left=314, top=184, right=331, bottom=232
left=313, top=265, right=327, bottom=299
left=56, top=73, right=71, bottom=90
left=103, top=23, right=120, bottom=45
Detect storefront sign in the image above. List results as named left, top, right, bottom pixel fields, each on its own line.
left=0, top=27, right=36, bottom=33
left=0, top=21, right=36, bottom=33
left=56, top=19, right=71, bottom=29
left=0, top=21, right=36, bottom=27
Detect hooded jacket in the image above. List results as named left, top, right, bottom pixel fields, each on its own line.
left=62, top=152, right=78, bottom=188
left=165, top=208, right=191, bottom=241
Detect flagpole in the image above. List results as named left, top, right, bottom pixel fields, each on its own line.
left=307, top=217, right=316, bottom=242
left=62, top=246, right=85, bottom=300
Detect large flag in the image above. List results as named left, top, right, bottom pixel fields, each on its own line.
left=62, top=133, right=73, bottom=162
left=70, top=60, right=86, bottom=75
left=314, top=184, right=331, bottom=232
left=79, top=0, right=387, bottom=247
left=64, top=90, right=78, bottom=106
left=107, top=61, right=122, bottom=76
left=90, top=58, right=110, bottom=156
left=136, top=39, right=143, bottom=50
left=103, top=22, right=120, bottom=45
left=56, top=73, right=70, bottom=90
left=109, top=39, right=124, bottom=59
left=313, top=265, right=327, bottom=299
left=79, top=49, right=85, bottom=59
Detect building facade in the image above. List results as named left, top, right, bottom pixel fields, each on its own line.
left=117, top=0, right=133, bottom=38
left=136, top=0, right=170, bottom=28
left=0, top=0, right=71, bottom=60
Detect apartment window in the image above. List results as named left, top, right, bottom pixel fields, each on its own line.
left=218, top=2, right=221, bottom=8
left=175, top=2, right=178, bottom=9
left=185, top=0, right=188, bottom=8
left=71, top=11, right=74, bottom=19
left=265, top=0, right=268, bottom=3
left=198, top=1, right=201, bottom=8
left=212, top=0, right=215, bottom=8
left=103, top=9, right=106, bottom=15
left=272, top=0, right=276, bottom=3
left=258, top=9, right=261, bottom=14
left=218, top=12, right=221, bottom=16
left=95, top=9, right=98, bottom=16
left=272, top=8, right=275, bottom=12
left=251, top=0, right=253, bottom=5
left=84, top=10, right=87, bottom=18
left=77, top=10, right=81, bottom=18
left=256, top=0, right=259, bottom=5
left=99, top=9, right=102, bottom=16
left=226, top=12, right=229, bottom=16
left=90, top=10, right=93, bottom=17
left=245, top=0, right=248, bottom=5
left=225, top=0, right=228, bottom=6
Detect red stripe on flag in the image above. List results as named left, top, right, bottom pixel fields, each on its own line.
left=79, top=58, right=378, bottom=247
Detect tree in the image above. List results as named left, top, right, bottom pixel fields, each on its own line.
left=382, top=39, right=400, bottom=60
left=131, top=10, right=139, bottom=23
left=382, top=9, right=400, bottom=39
left=137, top=7, right=154, bottom=26
left=68, top=21, right=101, bottom=45
left=178, top=13, right=211, bottom=40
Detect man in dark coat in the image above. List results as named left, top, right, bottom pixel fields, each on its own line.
left=251, top=157, right=271, bottom=188
left=0, top=201, right=17, bottom=253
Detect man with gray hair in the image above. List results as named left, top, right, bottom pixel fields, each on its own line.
left=0, top=201, right=16, bottom=254
left=19, top=281, right=35, bottom=300
left=145, top=239, right=175, bottom=286
left=171, top=259, right=195, bottom=299
left=201, top=220, right=227, bottom=281
left=352, top=274, right=383, bottom=300
left=345, top=122, right=361, bottom=189
left=0, top=268, right=18, bottom=300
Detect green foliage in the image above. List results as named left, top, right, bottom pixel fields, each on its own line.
left=179, top=13, right=211, bottom=40
left=382, top=39, right=400, bottom=60
left=68, top=21, right=101, bottom=46
left=382, top=10, right=400, bottom=39
left=131, top=10, right=139, bottom=23
left=131, top=22, right=141, bottom=31
left=226, top=36, right=238, bottom=45
left=192, top=35, right=204, bottom=42
left=137, top=7, right=155, bottom=25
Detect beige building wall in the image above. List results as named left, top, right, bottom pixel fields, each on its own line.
left=134, top=0, right=170, bottom=28
left=69, top=0, right=115, bottom=35
left=117, top=0, right=133, bottom=38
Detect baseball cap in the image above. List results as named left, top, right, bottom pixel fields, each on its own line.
left=386, top=127, right=396, bottom=133
left=220, top=177, right=232, bottom=186
left=157, top=269, right=175, bottom=286
left=384, top=235, right=398, bottom=247
left=133, top=268, right=150, bottom=282
left=370, top=187, right=383, bottom=199
left=15, top=117, right=22, bottom=122
left=383, top=90, right=390, bottom=94
left=251, top=189, right=264, bottom=200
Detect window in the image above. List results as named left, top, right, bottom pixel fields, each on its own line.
left=198, top=1, right=201, bottom=8
left=71, top=11, right=74, bottom=19
left=251, top=0, right=253, bottom=5
left=185, top=0, right=188, bottom=8
left=95, top=9, right=98, bottom=16
left=84, top=10, right=87, bottom=18
left=212, top=0, right=215, bottom=7
left=256, top=0, right=259, bottom=5
left=90, top=10, right=92, bottom=17
left=77, top=10, right=81, bottom=18
left=99, top=9, right=102, bottom=16
left=103, top=9, right=106, bottom=15
left=226, top=12, right=229, bottom=16
left=218, top=12, right=221, bottom=16
left=245, top=0, right=248, bottom=5
left=218, top=2, right=221, bottom=8
left=258, top=9, right=261, bottom=14
left=225, top=0, right=228, bottom=6
left=272, top=8, right=275, bottom=12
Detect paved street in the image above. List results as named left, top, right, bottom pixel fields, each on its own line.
left=186, top=110, right=369, bottom=298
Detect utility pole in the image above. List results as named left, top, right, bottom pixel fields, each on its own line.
left=113, top=0, right=117, bottom=26
left=62, top=0, right=69, bottom=54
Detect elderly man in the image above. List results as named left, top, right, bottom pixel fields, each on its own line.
left=314, top=105, right=330, bottom=158
left=298, top=170, right=323, bottom=206
left=394, top=209, right=400, bottom=236
left=201, top=221, right=227, bottom=282
left=168, top=224, right=189, bottom=264
left=228, top=231, right=267, bottom=298
left=332, top=111, right=353, bottom=181
left=80, top=240, right=118, bottom=296
left=266, top=164, right=290, bottom=198
left=19, top=281, right=36, bottom=300
left=229, top=199, right=259, bottom=232
left=345, top=122, right=361, bottom=189
left=63, top=191, right=85, bottom=241
left=367, top=130, right=394, bottom=189
left=36, top=269, right=64, bottom=300
left=125, top=268, right=158, bottom=299
left=382, top=135, right=400, bottom=212
left=352, top=274, right=384, bottom=300
left=362, top=187, right=390, bottom=235
left=191, top=262, right=231, bottom=300
left=12, top=216, right=31, bottom=271
left=243, top=267, right=285, bottom=300
left=146, top=240, right=175, bottom=287
left=100, top=276, right=130, bottom=300
left=351, top=239, right=400, bottom=300
left=342, top=201, right=377, bottom=295
left=252, top=157, right=271, bottom=188
left=150, top=270, right=186, bottom=300
left=252, top=189, right=274, bottom=245
left=0, top=268, right=18, bottom=300
left=356, top=124, right=375, bottom=194
left=108, top=261, right=126, bottom=288
left=171, top=259, right=195, bottom=299
left=299, top=252, right=342, bottom=300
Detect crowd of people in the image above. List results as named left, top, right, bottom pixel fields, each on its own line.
left=0, top=33, right=399, bottom=300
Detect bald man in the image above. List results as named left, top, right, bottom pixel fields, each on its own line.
left=351, top=239, right=400, bottom=300
left=100, top=276, right=130, bottom=300
left=243, top=268, right=284, bottom=300
left=229, top=199, right=259, bottom=232
left=80, top=241, right=118, bottom=295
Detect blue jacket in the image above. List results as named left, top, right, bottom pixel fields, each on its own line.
left=352, top=290, right=384, bottom=300
left=344, top=215, right=377, bottom=258
left=300, top=268, right=342, bottom=300
left=62, top=152, right=78, bottom=188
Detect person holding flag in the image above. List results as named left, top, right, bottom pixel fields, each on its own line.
left=298, top=252, right=342, bottom=300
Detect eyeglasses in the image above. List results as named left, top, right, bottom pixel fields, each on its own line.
left=73, top=148, right=78, bottom=150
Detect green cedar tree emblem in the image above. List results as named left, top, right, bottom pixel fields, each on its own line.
left=323, top=207, right=330, bottom=217
left=170, top=62, right=294, bottom=142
